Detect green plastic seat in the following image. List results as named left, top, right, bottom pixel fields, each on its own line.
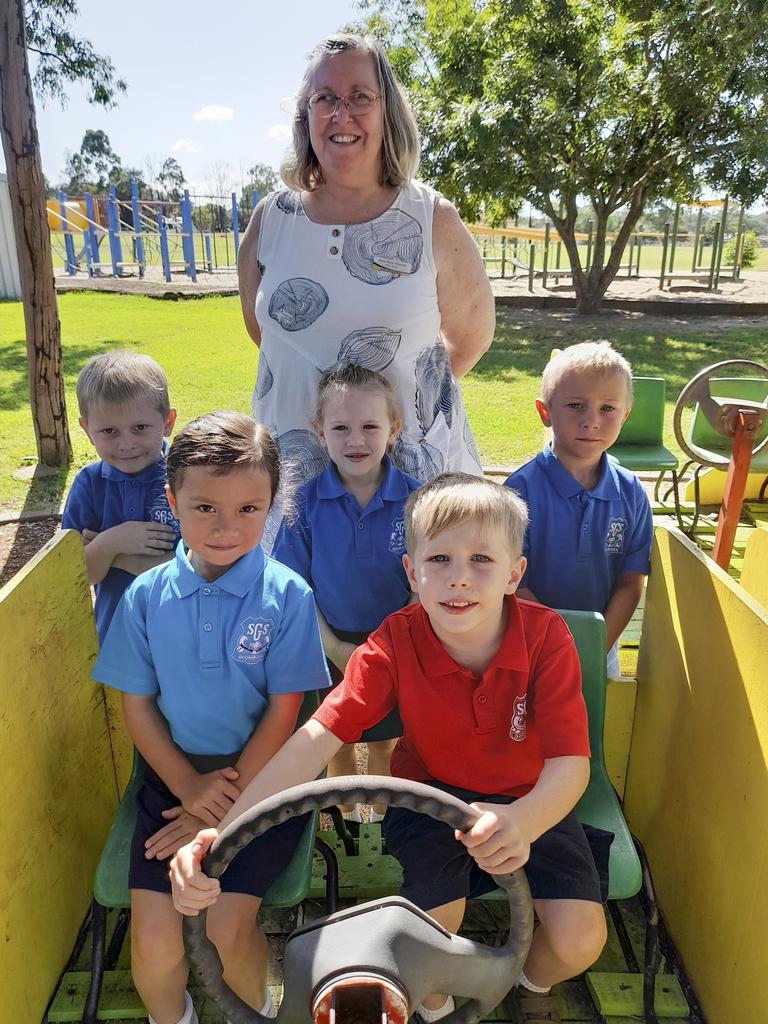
left=688, top=376, right=768, bottom=473
left=608, top=377, right=679, bottom=473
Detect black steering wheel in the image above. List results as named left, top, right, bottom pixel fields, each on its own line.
left=182, top=776, right=534, bottom=1024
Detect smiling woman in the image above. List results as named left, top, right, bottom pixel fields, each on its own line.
left=236, top=33, right=494, bottom=531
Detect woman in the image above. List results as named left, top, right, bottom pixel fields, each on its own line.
left=238, top=32, right=494, bottom=503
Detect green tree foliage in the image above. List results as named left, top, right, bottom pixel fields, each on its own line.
left=361, top=0, right=768, bottom=311
left=62, top=128, right=120, bottom=191
left=725, top=229, right=760, bottom=269
left=239, top=163, right=279, bottom=226
left=157, top=157, right=186, bottom=202
left=24, top=0, right=126, bottom=106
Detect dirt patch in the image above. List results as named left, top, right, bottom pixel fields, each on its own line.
left=0, top=517, right=60, bottom=589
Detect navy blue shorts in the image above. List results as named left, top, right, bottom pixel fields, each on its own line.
left=382, top=780, right=612, bottom=910
left=128, top=759, right=311, bottom=897
left=328, top=628, right=403, bottom=743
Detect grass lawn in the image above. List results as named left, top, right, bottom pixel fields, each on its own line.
left=1, top=293, right=768, bottom=515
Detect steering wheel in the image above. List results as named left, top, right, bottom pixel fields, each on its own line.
left=673, top=359, right=768, bottom=468
left=182, top=776, right=534, bottom=1024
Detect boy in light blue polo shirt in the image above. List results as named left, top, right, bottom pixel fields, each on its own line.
left=93, top=412, right=330, bottom=1024
left=273, top=365, right=420, bottom=820
left=61, top=351, right=179, bottom=642
left=506, top=342, right=653, bottom=677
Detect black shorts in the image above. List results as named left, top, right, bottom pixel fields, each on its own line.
left=382, top=780, right=612, bottom=910
left=328, top=628, right=403, bottom=743
left=128, top=759, right=311, bottom=897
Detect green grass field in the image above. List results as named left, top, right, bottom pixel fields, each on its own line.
left=1, top=293, right=768, bottom=515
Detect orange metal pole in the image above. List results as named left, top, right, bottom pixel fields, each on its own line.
left=712, top=413, right=753, bottom=569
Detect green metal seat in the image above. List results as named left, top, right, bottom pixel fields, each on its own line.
left=608, top=376, right=678, bottom=473
left=84, top=691, right=321, bottom=1024
left=688, top=376, right=768, bottom=473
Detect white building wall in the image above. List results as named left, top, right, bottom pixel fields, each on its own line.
left=0, top=174, right=22, bottom=300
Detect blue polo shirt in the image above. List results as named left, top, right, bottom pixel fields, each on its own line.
left=61, top=452, right=180, bottom=642
left=93, top=542, right=331, bottom=755
left=506, top=445, right=653, bottom=613
left=272, top=456, right=421, bottom=634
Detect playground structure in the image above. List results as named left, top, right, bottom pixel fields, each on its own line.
left=470, top=198, right=748, bottom=292
left=46, top=183, right=260, bottom=283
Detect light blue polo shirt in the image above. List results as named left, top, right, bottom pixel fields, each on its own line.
left=506, top=445, right=653, bottom=613
left=272, top=456, right=421, bottom=634
left=61, top=451, right=180, bottom=642
left=93, top=542, right=331, bottom=755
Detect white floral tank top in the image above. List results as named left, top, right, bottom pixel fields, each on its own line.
left=253, top=181, right=483, bottom=494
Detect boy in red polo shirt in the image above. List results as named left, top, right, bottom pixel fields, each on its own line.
left=171, top=474, right=608, bottom=1024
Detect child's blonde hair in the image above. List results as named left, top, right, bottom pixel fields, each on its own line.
left=540, top=342, right=633, bottom=406
left=405, top=473, right=528, bottom=558
left=76, top=350, right=171, bottom=420
left=312, top=364, right=402, bottom=433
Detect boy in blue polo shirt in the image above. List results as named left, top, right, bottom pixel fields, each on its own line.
left=273, top=365, right=420, bottom=820
left=505, top=342, right=653, bottom=676
left=61, top=351, right=179, bottom=642
left=93, top=412, right=330, bottom=1024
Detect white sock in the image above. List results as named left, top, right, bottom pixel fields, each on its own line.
left=341, top=805, right=362, bottom=822
left=517, top=971, right=551, bottom=994
left=261, top=988, right=277, bottom=1018
left=368, top=809, right=384, bottom=823
left=149, top=990, right=198, bottom=1024
left=417, top=994, right=455, bottom=1021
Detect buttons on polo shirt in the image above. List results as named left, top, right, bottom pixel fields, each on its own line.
left=477, top=694, right=487, bottom=704
left=332, top=228, right=340, bottom=237
left=358, top=522, right=364, bottom=530
left=203, top=623, right=213, bottom=632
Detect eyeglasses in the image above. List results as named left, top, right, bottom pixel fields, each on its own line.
left=307, top=90, right=380, bottom=118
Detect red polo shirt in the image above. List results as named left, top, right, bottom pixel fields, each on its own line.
left=313, top=596, right=589, bottom=798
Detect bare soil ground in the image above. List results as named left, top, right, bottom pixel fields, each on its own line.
left=0, top=516, right=60, bottom=589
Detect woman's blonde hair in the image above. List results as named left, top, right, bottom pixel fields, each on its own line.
left=281, top=33, right=420, bottom=191
left=405, top=473, right=528, bottom=558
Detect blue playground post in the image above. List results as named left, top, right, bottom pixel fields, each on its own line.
left=232, top=192, right=240, bottom=259
left=130, top=181, right=145, bottom=279
left=58, top=191, right=77, bottom=275
left=180, top=190, right=197, bottom=282
left=156, top=209, right=172, bottom=283
left=251, top=190, right=259, bottom=209
left=83, top=192, right=101, bottom=276
left=107, top=185, right=124, bottom=277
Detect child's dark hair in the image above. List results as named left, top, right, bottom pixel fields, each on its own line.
left=312, top=364, right=402, bottom=433
left=166, top=412, right=280, bottom=501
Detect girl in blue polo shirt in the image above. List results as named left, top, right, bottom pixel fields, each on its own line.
left=273, top=365, right=420, bottom=821
left=93, top=412, right=330, bottom=1024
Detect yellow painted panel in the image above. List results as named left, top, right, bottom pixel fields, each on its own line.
left=625, top=525, right=768, bottom=1023
left=604, top=678, right=637, bottom=800
left=741, top=527, right=768, bottom=608
left=0, top=531, right=119, bottom=1024
left=683, top=466, right=767, bottom=503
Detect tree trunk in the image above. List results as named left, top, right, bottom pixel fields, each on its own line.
left=0, top=0, right=71, bottom=466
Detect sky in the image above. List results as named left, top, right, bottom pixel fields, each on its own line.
left=12, top=0, right=362, bottom=195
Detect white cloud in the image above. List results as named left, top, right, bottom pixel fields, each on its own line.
left=267, top=123, right=291, bottom=140
left=192, top=105, right=234, bottom=122
left=172, top=139, right=200, bottom=153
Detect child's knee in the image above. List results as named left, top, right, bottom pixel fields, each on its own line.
left=131, top=912, right=184, bottom=971
left=544, top=901, right=607, bottom=969
left=206, top=903, right=262, bottom=963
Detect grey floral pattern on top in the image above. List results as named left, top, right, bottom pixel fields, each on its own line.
left=331, top=327, right=402, bottom=373
left=343, top=209, right=423, bottom=285
left=255, top=352, right=273, bottom=400
left=275, top=190, right=305, bottom=216
left=415, top=343, right=454, bottom=431
left=392, top=436, right=445, bottom=482
left=276, top=428, right=329, bottom=487
left=463, top=416, right=482, bottom=466
left=269, top=278, right=329, bottom=332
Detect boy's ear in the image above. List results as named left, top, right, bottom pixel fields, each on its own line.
left=78, top=416, right=93, bottom=442
left=402, top=553, right=418, bottom=593
left=505, top=556, right=527, bottom=595
left=165, top=483, right=177, bottom=515
left=163, top=408, right=177, bottom=436
left=534, top=399, right=551, bottom=428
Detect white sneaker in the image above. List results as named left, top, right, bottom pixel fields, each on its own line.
left=228, top=989, right=276, bottom=1022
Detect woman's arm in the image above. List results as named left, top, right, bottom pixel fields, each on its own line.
left=433, top=198, right=495, bottom=379
left=237, top=200, right=266, bottom=346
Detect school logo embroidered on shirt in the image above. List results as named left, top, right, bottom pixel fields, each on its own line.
left=233, top=617, right=273, bottom=664
left=148, top=495, right=179, bottom=533
left=606, top=517, right=627, bottom=553
left=388, top=516, right=406, bottom=554
left=509, top=694, right=527, bottom=742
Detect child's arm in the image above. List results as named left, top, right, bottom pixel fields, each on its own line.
left=459, top=754, right=590, bottom=875
left=317, top=610, right=357, bottom=672
left=81, top=521, right=176, bottom=584
left=603, top=571, right=644, bottom=651
left=122, top=693, right=242, bottom=825
left=170, top=719, right=343, bottom=914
